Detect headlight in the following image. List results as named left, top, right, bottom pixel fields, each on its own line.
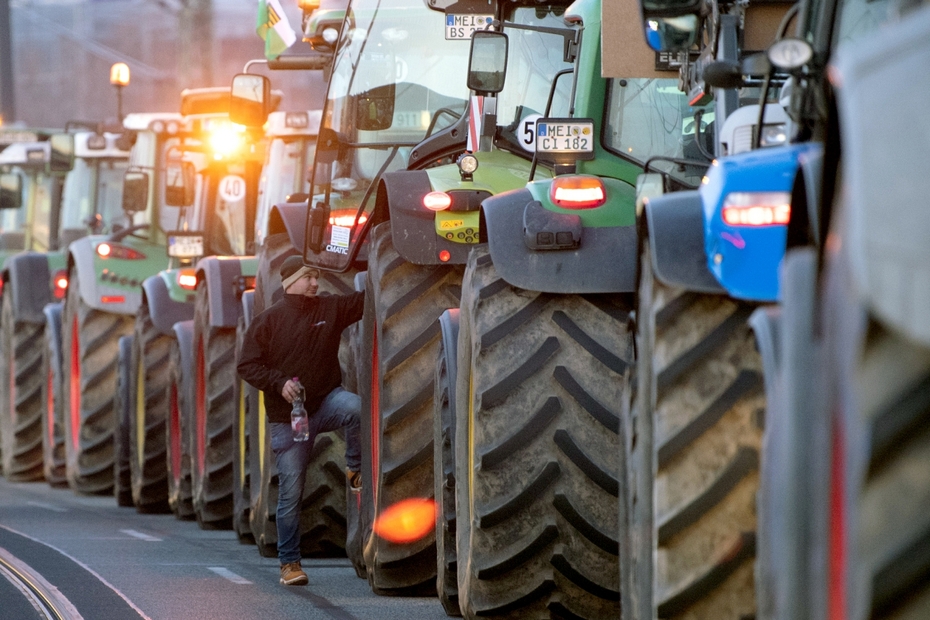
left=322, top=27, right=339, bottom=44
left=759, top=123, right=788, bottom=147
left=457, top=153, right=478, bottom=177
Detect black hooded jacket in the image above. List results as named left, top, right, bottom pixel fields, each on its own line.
left=237, top=291, right=364, bottom=423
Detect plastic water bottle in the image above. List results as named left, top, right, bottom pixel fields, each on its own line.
left=291, top=379, right=310, bottom=442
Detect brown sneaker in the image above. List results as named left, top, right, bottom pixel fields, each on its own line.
left=346, top=468, right=362, bottom=491
left=280, top=562, right=308, bottom=586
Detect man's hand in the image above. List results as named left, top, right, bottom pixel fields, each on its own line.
left=281, top=379, right=301, bottom=403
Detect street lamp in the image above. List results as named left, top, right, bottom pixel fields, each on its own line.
left=110, top=62, right=130, bottom=122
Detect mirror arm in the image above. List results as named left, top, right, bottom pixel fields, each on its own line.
left=107, top=223, right=150, bottom=243
left=499, top=21, right=580, bottom=63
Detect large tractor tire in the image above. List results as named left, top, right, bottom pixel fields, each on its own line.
left=455, top=248, right=629, bottom=619
left=166, top=324, right=195, bottom=520
left=232, top=307, right=253, bottom=543
left=128, top=302, right=171, bottom=512
left=359, top=223, right=462, bottom=595
left=62, top=268, right=133, bottom=494
left=0, top=291, right=45, bottom=481
left=40, top=304, right=66, bottom=486
left=824, top=242, right=930, bottom=620
left=434, top=310, right=461, bottom=616
left=191, top=283, right=235, bottom=529
left=634, top=239, right=763, bottom=620
left=113, top=335, right=134, bottom=506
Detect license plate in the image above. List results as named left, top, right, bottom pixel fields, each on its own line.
left=445, top=14, right=494, bottom=40
left=535, top=120, right=595, bottom=154
left=168, top=234, right=204, bottom=258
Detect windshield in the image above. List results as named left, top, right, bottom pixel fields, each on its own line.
left=603, top=78, right=713, bottom=186
left=306, top=0, right=471, bottom=271
left=833, top=0, right=890, bottom=49
left=0, top=172, right=26, bottom=232
left=60, top=158, right=129, bottom=233
left=495, top=7, right=575, bottom=153
left=256, top=136, right=316, bottom=246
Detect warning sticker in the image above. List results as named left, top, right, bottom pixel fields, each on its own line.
left=330, top=225, right=350, bottom=248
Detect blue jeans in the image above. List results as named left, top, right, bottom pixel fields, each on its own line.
left=270, top=387, right=361, bottom=564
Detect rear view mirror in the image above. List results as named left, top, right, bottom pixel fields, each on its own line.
left=230, top=73, right=271, bottom=127
left=122, top=170, right=150, bottom=213
left=467, top=31, right=508, bottom=94
left=643, top=15, right=699, bottom=52
left=0, top=173, right=22, bottom=210
left=48, top=133, right=75, bottom=174
left=165, top=160, right=197, bottom=207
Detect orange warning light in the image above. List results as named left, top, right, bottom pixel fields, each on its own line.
left=373, top=498, right=436, bottom=544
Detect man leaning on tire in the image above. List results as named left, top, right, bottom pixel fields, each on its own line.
left=237, top=255, right=363, bottom=586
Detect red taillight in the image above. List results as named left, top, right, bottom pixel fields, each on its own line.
left=721, top=192, right=791, bottom=227
left=52, top=269, right=68, bottom=300
left=96, top=242, right=147, bottom=260
left=100, top=295, right=125, bottom=304
left=330, top=214, right=369, bottom=227
left=438, top=250, right=451, bottom=262
left=177, top=269, right=197, bottom=291
left=423, top=192, right=452, bottom=211
left=550, top=176, right=606, bottom=209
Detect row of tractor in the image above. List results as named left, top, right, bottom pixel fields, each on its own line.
left=1, top=0, right=927, bottom=616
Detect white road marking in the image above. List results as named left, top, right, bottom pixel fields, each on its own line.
left=208, top=567, right=252, bottom=584
left=119, top=529, right=162, bottom=542
left=26, top=501, right=67, bottom=513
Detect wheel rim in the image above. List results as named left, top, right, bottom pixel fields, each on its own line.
left=9, top=345, right=16, bottom=424
left=370, top=328, right=379, bottom=497
left=829, top=413, right=846, bottom=620
left=70, top=315, right=81, bottom=452
left=136, top=355, right=146, bottom=471
left=170, top=381, right=181, bottom=485
left=238, top=380, right=246, bottom=489
left=47, top=363, right=55, bottom=458
left=195, top=336, right=206, bottom=478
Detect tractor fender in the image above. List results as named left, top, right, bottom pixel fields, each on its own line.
left=172, top=320, right=196, bottom=389
left=438, top=309, right=459, bottom=381
left=795, top=145, right=823, bottom=245
left=196, top=256, right=253, bottom=329
left=142, top=274, right=194, bottom=337
left=267, top=203, right=307, bottom=253
left=240, top=290, right=255, bottom=330
left=644, top=191, right=726, bottom=294
left=68, top=237, right=141, bottom=315
left=484, top=188, right=638, bottom=293
left=381, top=171, right=474, bottom=265
left=748, top=304, right=781, bottom=409
left=3, top=253, right=52, bottom=324
left=354, top=271, right=366, bottom=293
left=43, top=302, right=64, bottom=377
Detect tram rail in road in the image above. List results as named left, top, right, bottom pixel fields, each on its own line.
left=0, top=546, right=82, bottom=619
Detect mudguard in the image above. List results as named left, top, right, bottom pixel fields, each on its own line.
left=43, top=302, right=64, bottom=383
left=354, top=271, right=366, bottom=293
left=484, top=187, right=639, bottom=293
left=172, top=320, right=196, bottom=404
left=438, top=309, right=459, bottom=382
left=241, top=290, right=254, bottom=330
left=4, top=253, right=53, bottom=324
left=382, top=171, right=476, bottom=265
left=645, top=191, right=727, bottom=294
left=266, top=203, right=307, bottom=254
left=68, top=236, right=157, bottom=315
left=142, top=274, right=194, bottom=337
left=196, top=256, right=258, bottom=329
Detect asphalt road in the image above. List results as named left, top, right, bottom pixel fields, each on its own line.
left=0, top=478, right=450, bottom=620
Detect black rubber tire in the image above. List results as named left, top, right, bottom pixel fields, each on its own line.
left=300, top=432, right=349, bottom=557
left=455, top=247, right=629, bottom=619
left=62, top=268, right=133, bottom=494
left=824, top=243, right=930, bottom=620
left=191, top=283, right=235, bottom=529
left=434, top=310, right=461, bottom=617
left=113, top=335, right=134, bottom=507
left=635, top=239, right=763, bottom=620
left=40, top=304, right=66, bottom=486
left=128, top=302, right=171, bottom=513
left=0, top=291, right=45, bottom=481
left=232, top=311, right=253, bottom=543
left=166, top=328, right=195, bottom=520
left=359, top=223, right=462, bottom=595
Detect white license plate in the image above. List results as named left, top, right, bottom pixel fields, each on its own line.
left=168, top=234, right=204, bottom=258
left=445, top=14, right=494, bottom=40
left=535, top=120, right=595, bottom=154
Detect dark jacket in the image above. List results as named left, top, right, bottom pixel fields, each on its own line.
left=237, top=291, right=364, bottom=423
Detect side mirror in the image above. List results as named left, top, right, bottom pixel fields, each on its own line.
left=467, top=31, right=508, bottom=95
left=230, top=73, right=271, bottom=127
left=356, top=83, right=396, bottom=131
left=122, top=170, right=149, bottom=213
left=643, top=15, right=699, bottom=52
left=306, top=200, right=331, bottom=254
left=165, top=160, right=197, bottom=207
left=0, top=173, right=22, bottom=211
left=48, top=133, right=75, bottom=174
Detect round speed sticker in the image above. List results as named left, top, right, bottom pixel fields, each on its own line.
left=219, top=175, right=246, bottom=203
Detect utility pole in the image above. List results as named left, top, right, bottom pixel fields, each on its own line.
left=0, top=0, right=15, bottom=123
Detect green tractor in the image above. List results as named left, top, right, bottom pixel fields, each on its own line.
left=117, top=89, right=272, bottom=516
left=1, top=129, right=130, bottom=485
